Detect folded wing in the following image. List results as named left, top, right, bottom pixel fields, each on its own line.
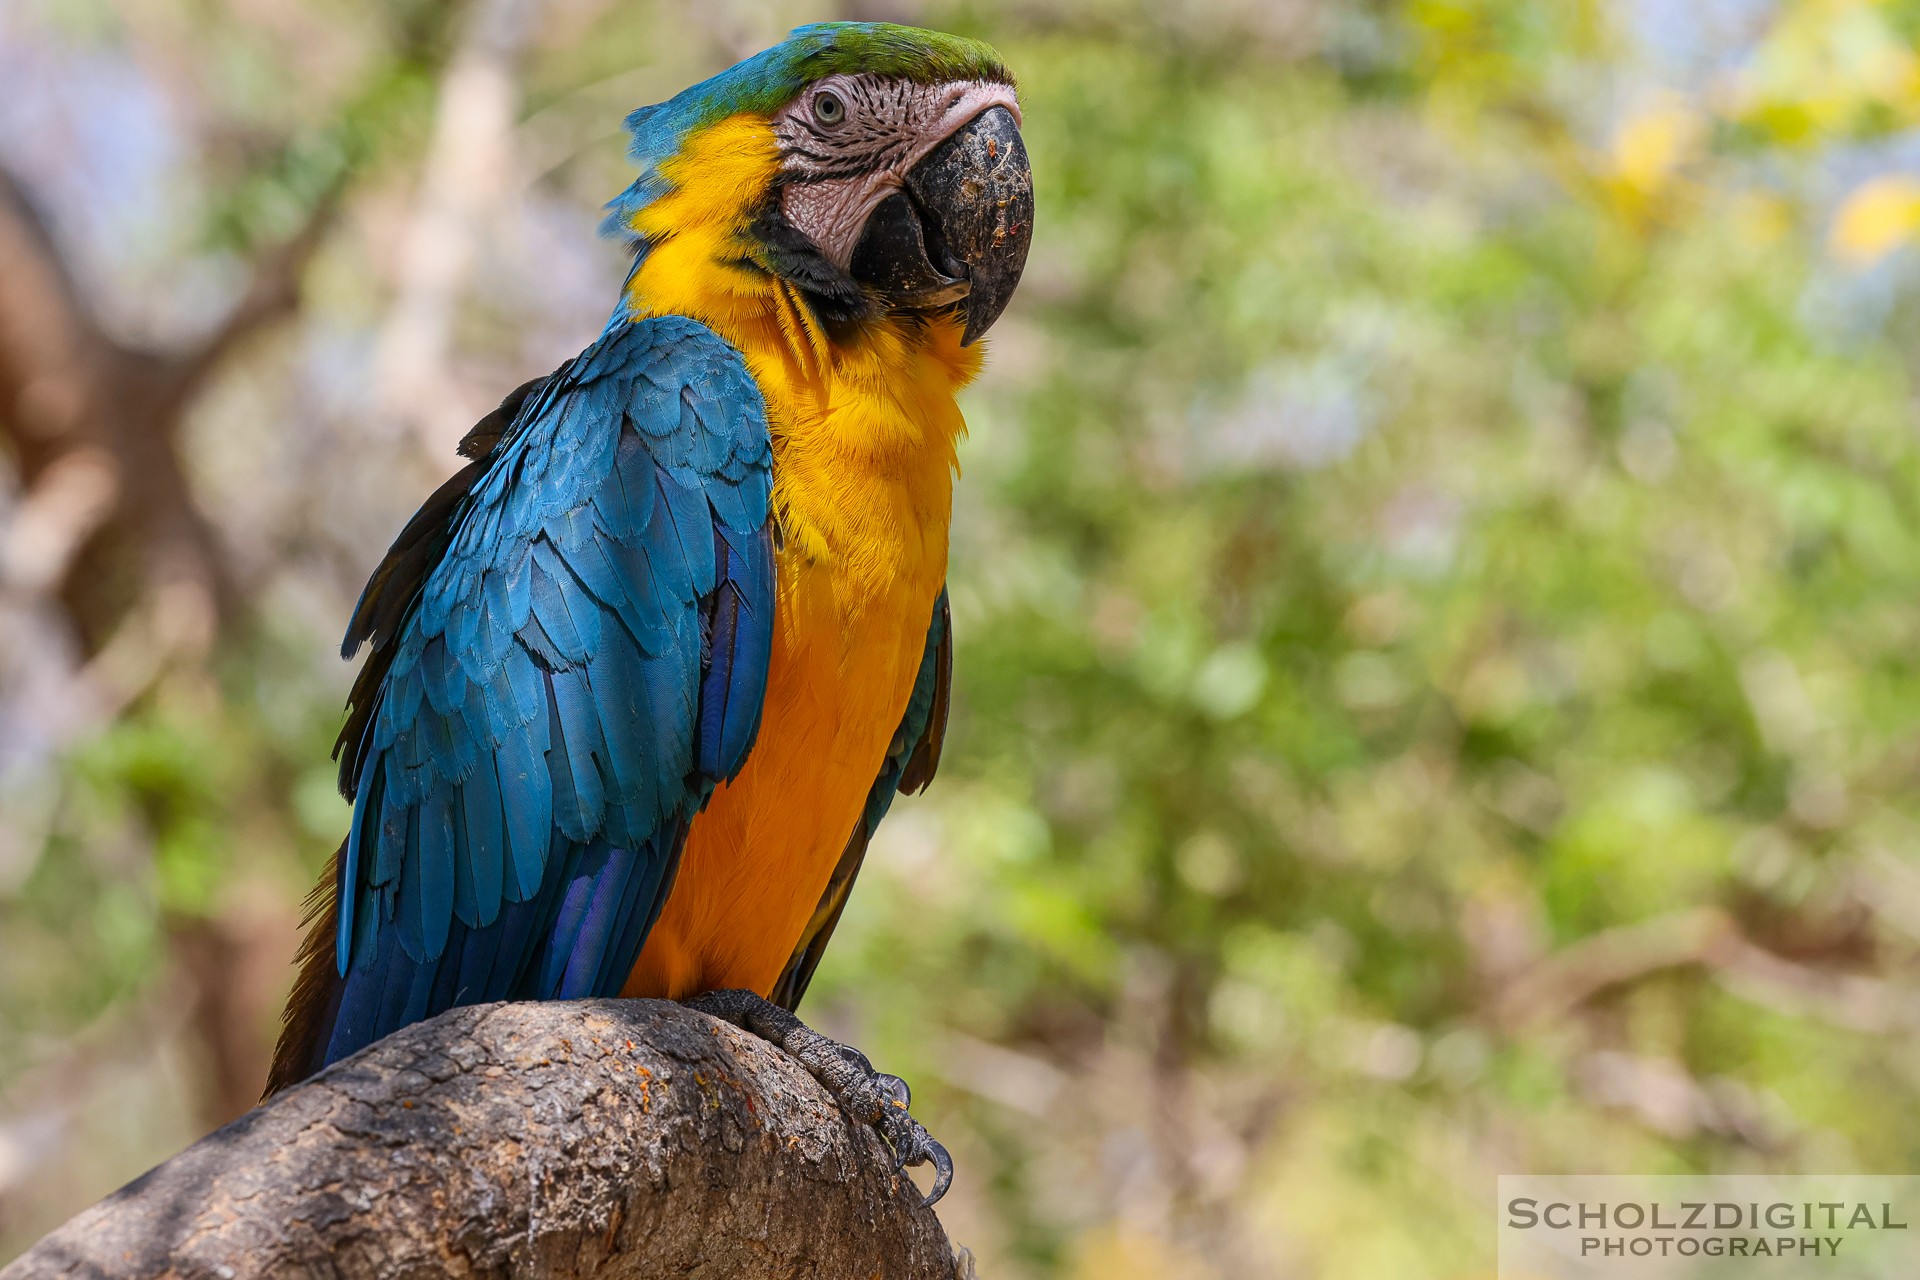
left=270, top=317, right=774, bottom=1089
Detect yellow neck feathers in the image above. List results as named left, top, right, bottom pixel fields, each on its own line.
left=618, top=113, right=979, bottom=609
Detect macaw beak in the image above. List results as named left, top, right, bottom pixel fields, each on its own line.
left=849, top=106, right=1033, bottom=345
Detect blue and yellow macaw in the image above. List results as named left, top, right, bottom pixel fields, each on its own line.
left=266, top=22, right=1031, bottom=1201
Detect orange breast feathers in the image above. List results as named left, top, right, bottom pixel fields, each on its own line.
left=615, top=111, right=983, bottom=1000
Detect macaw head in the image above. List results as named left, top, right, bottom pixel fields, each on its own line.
left=606, top=22, right=1032, bottom=346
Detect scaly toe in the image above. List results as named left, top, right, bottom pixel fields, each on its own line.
left=832, top=1042, right=878, bottom=1077
left=681, top=989, right=955, bottom=1208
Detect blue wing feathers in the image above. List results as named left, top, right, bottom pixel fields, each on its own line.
left=538, top=845, right=603, bottom=996
left=457, top=773, right=505, bottom=928
left=594, top=427, right=656, bottom=538
left=311, top=317, right=774, bottom=1073
left=499, top=722, right=551, bottom=901
left=702, top=473, right=755, bottom=535
left=392, top=806, right=425, bottom=961
left=545, top=668, right=608, bottom=842
left=337, top=764, right=381, bottom=972
left=457, top=682, right=492, bottom=773
left=477, top=770, right=511, bottom=921
left=655, top=467, right=718, bottom=595
left=590, top=829, right=679, bottom=994
left=698, top=523, right=776, bottom=780
left=374, top=785, right=406, bottom=886
left=639, top=479, right=696, bottom=603
left=643, top=629, right=701, bottom=814
left=555, top=844, right=651, bottom=999
left=585, top=629, right=655, bottom=813
left=415, top=791, right=456, bottom=961
left=497, top=646, right=546, bottom=729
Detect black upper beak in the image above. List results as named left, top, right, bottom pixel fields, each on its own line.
left=848, top=106, right=1033, bottom=345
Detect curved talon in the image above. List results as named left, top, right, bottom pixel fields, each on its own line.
left=920, top=1137, right=954, bottom=1207
left=880, top=1110, right=952, bottom=1207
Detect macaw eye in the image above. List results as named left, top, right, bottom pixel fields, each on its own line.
left=812, top=92, right=845, bottom=126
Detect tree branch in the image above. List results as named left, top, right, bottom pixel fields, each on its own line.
left=0, top=169, right=103, bottom=468
left=0, top=1000, right=962, bottom=1280
left=1493, top=904, right=1920, bottom=1039
left=162, top=180, right=345, bottom=410
left=1493, top=907, right=1735, bottom=1032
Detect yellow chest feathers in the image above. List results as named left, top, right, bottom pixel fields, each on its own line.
left=618, top=112, right=981, bottom=612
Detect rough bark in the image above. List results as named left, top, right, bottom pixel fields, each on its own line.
left=0, top=1000, right=960, bottom=1280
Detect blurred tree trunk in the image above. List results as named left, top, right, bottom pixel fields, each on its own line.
left=0, top=165, right=340, bottom=1128
left=0, top=0, right=521, bottom=1130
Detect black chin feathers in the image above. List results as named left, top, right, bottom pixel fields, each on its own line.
left=749, top=205, right=877, bottom=328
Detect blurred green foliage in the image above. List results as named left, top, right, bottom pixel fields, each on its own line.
left=9, top=1, right=1920, bottom=1276
left=811, top=3, right=1920, bottom=1273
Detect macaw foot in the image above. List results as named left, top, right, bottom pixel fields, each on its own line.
left=685, top=988, right=954, bottom=1207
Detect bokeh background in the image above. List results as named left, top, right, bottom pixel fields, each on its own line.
left=5, top=0, right=1920, bottom=1273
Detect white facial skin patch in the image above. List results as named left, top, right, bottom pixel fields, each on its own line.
left=772, top=76, right=1022, bottom=269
